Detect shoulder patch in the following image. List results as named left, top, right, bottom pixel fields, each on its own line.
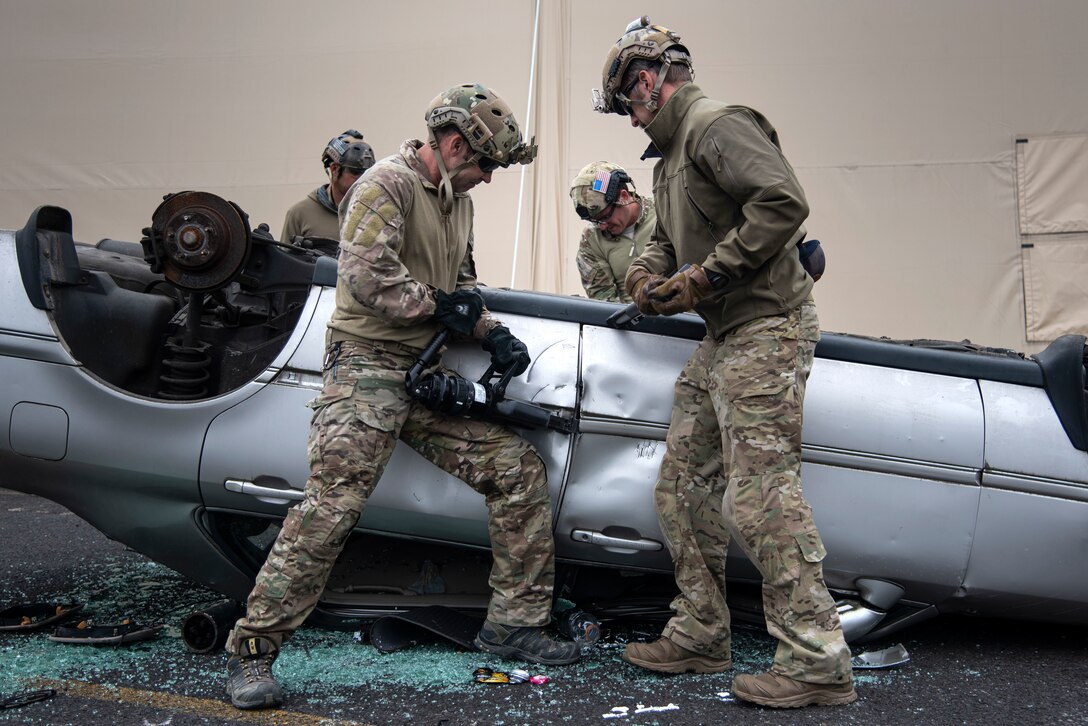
left=355, top=183, right=386, bottom=209
left=343, top=179, right=406, bottom=249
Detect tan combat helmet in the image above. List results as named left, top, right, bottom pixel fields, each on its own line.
left=592, top=16, right=693, bottom=116
left=569, top=161, right=634, bottom=221
left=425, top=83, right=538, bottom=212
left=322, top=130, right=376, bottom=174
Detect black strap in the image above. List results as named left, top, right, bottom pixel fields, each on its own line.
left=1, top=689, right=56, bottom=710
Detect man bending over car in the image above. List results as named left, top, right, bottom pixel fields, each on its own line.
left=224, top=83, right=579, bottom=711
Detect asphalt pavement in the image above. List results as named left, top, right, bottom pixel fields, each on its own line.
left=0, top=487, right=1085, bottom=725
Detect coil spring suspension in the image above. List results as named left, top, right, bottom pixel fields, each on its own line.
left=158, top=337, right=212, bottom=400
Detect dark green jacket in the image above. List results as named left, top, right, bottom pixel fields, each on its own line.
left=633, top=83, right=813, bottom=338
left=280, top=187, right=340, bottom=243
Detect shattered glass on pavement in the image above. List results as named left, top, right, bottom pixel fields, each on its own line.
left=852, top=643, right=911, bottom=669
left=4, top=493, right=1086, bottom=723
left=0, top=551, right=901, bottom=723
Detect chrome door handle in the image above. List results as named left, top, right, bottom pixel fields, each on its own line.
left=224, top=478, right=304, bottom=505
left=571, top=529, right=663, bottom=553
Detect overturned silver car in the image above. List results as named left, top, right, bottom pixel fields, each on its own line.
left=2, top=192, right=1086, bottom=643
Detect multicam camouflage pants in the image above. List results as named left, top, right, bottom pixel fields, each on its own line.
left=655, top=303, right=852, bottom=684
left=227, top=339, right=555, bottom=654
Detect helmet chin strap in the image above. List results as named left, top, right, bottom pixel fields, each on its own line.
left=643, top=54, right=674, bottom=114
left=625, top=52, right=684, bottom=115
left=427, top=130, right=482, bottom=215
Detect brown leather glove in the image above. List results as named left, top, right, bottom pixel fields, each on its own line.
left=649, top=264, right=716, bottom=315
left=625, top=267, right=668, bottom=315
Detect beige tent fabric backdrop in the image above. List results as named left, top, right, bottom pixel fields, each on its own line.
left=0, top=0, right=538, bottom=290
left=1017, top=134, right=1088, bottom=235
left=526, top=0, right=572, bottom=295
left=2, top=1, right=1087, bottom=353
left=1016, top=134, right=1088, bottom=340
left=1023, top=237, right=1088, bottom=341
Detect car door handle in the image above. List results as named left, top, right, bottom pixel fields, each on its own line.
left=224, top=478, right=304, bottom=505
left=570, top=529, right=663, bottom=553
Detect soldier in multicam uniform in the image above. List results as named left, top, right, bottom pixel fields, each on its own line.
left=593, top=18, right=855, bottom=708
left=225, top=84, right=579, bottom=711
left=569, top=161, right=656, bottom=302
left=280, top=130, right=376, bottom=245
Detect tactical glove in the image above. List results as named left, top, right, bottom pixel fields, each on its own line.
left=649, top=264, right=718, bottom=316
left=482, top=325, right=531, bottom=377
left=625, top=267, right=669, bottom=315
left=434, top=288, right=485, bottom=337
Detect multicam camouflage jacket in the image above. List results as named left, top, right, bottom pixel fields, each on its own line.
left=329, top=140, right=500, bottom=349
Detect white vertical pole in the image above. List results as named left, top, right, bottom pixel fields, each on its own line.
left=511, top=0, right=541, bottom=288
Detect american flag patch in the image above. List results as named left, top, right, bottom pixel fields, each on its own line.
left=592, top=170, right=612, bottom=193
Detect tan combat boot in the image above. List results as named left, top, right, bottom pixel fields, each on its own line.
left=732, top=671, right=857, bottom=708
left=622, top=637, right=732, bottom=674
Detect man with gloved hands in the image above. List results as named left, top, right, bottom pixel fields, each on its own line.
left=627, top=264, right=722, bottom=317
left=434, top=288, right=530, bottom=376
left=596, top=17, right=854, bottom=710
left=481, top=326, right=531, bottom=376
left=224, top=84, right=578, bottom=713
left=433, top=288, right=485, bottom=336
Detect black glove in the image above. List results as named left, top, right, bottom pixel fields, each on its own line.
left=797, top=239, right=825, bottom=282
left=434, top=288, right=484, bottom=337
left=482, top=325, right=531, bottom=377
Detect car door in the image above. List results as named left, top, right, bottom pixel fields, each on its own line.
left=561, top=324, right=986, bottom=609
left=554, top=324, right=691, bottom=572
left=801, top=351, right=985, bottom=603
left=969, top=378, right=1088, bottom=621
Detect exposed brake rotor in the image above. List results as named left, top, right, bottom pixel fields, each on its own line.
left=147, top=191, right=251, bottom=292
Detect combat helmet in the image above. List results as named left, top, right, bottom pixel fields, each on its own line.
left=569, top=161, right=634, bottom=221
left=592, top=16, right=693, bottom=116
left=424, top=83, right=538, bottom=212
left=322, top=130, right=376, bottom=174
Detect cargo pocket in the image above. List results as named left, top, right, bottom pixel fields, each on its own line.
left=352, top=382, right=405, bottom=433
left=300, top=510, right=360, bottom=580
left=763, top=520, right=826, bottom=589
left=258, top=571, right=292, bottom=603
left=293, top=506, right=360, bottom=575
left=322, top=509, right=361, bottom=549
left=307, top=382, right=358, bottom=463
left=792, top=526, right=827, bottom=564
left=307, top=381, right=355, bottom=413
left=785, top=492, right=826, bottom=564
left=280, top=507, right=304, bottom=540
left=721, top=332, right=795, bottom=402
left=310, top=366, right=407, bottom=434
left=257, top=508, right=306, bottom=603
left=728, top=378, right=796, bottom=423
